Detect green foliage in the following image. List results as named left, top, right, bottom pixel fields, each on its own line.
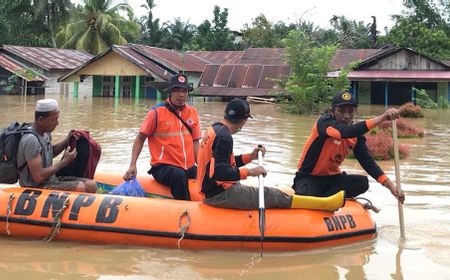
left=158, top=18, right=195, bottom=50
left=413, top=87, right=438, bottom=109
left=241, top=14, right=296, bottom=48
left=383, top=18, right=450, bottom=60
left=437, top=95, right=449, bottom=109
left=187, top=6, right=236, bottom=51
left=56, top=0, right=138, bottom=54
left=329, top=15, right=372, bottom=48
left=280, top=30, right=352, bottom=114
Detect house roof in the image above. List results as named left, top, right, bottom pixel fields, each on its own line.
left=1, top=45, right=92, bottom=71
left=188, top=51, right=244, bottom=64
left=0, top=53, right=46, bottom=81
left=58, top=45, right=172, bottom=82
left=198, top=64, right=290, bottom=97
left=356, top=46, right=450, bottom=70
left=330, top=49, right=380, bottom=70
left=129, top=44, right=207, bottom=73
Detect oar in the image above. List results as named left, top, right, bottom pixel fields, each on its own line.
left=257, top=144, right=266, bottom=257
left=392, top=120, right=406, bottom=239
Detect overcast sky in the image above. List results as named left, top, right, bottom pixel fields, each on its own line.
left=74, top=0, right=406, bottom=32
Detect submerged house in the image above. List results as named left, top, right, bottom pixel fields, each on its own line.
left=195, top=46, right=450, bottom=105
left=329, top=46, right=450, bottom=105
left=0, top=45, right=92, bottom=95
left=58, top=44, right=207, bottom=98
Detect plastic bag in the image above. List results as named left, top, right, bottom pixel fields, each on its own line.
left=110, top=177, right=145, bottom=197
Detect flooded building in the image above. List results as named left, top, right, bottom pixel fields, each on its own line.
left=58, top=44, right=207, bottom=98
left=0, top=45, right=92, bottom=95
left=329, top=46, right=450, bottom=106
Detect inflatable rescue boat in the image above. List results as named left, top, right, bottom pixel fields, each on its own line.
left=0, top=173, right=377, bottom=251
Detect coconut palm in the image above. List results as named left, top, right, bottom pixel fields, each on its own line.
left=56, top=0, right=138, bottom=54
left=159, top=18, right=195, bottom=50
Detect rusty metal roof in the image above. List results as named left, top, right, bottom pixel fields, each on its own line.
left=0, top=53, right=46, bottom=81
left=330, top=49, right=380, bottom=70
left=198, top=86, right=281, bottom=97
left=114, top=45, right=170, bottom=78
left=199, top=64, right=290, bottom=88
left=188, top=51, right=244, bottom=64
left=129, top=44, right=206, bottom=73
left=239, top=48, right=287, bottom=65
left=1, top=45, right=93, bottom=71
left=58, top=45, right=174, bottom=82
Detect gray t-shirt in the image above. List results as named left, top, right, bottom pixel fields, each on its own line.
left=17, top=129, right=54, bottom=187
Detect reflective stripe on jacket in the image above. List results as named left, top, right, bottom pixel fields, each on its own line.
left=140, top=101, right=201, bottom=170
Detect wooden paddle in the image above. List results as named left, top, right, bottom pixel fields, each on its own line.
left=257, top=144, right=266, bottom=257
left=392, top=120, right=406, bottom=239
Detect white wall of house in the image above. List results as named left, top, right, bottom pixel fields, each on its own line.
left=45, top=72, right=92, bottom=95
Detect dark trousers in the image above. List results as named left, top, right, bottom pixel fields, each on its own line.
left=292, top=173, right=369, bottom=198
left=149, top=164, right=197, bottom=200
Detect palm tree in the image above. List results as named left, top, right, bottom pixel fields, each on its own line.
left=159, top=18, right=195, bottom=50
left=56, top=0, right=138, bottom=54
left=32, top=0, right=71, bottom=47
left=138, top=0, right=162, bottom=46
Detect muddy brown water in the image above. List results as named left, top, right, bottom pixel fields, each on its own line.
left=0, top=93, right=449, bottom=279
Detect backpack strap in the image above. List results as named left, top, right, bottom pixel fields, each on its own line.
left=17, top=128, right=43, bottom=172
left=164, top=101, right=193, bottom=135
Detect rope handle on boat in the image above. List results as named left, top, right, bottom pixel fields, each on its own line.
left=5, top=193, right=14, bottom=236
left=177, top=209, right=191, bottom=249
left=354, top=197, right=381, bottom=213
left=44, top=198, right=70, bottom=242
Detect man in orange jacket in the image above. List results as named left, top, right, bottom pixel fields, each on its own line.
left=196, top=98, right=345, bottom=211
left=292, top=90, right=405, bottom=203
left=123, top=74, right=201, bottom=200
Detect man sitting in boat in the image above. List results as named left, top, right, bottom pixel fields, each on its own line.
left=17, top=99, right=97, bottom=193
left=197, top=98, right=344, bottom=210
left=292, top=90, right=405, bottom=203
left=123, top=74, right=201, bottom=200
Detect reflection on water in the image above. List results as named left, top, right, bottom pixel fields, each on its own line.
left=1, top=93, right=450, bottom=279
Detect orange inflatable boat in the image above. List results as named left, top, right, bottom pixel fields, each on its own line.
left=0, top=173, right=377, bottom=251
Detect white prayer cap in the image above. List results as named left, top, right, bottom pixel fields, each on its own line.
left=35, top=99, right=59, bottom=112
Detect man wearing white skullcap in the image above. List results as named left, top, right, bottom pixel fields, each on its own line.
left=16, top=99, right=97, bottom=193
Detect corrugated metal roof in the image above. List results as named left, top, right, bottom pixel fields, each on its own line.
left=58, top=45, right=172, bottom=82
left=328, top=70, right=450, bottom=81
left=200, top=64, right=290, bottom=88
left=114, top=45, right=169, bottom=78
left=198, top=87, right=279, bottom=97
left=198, top=64, right=290, bottom=97
left=130, top=44, right=206, bottom=72
left=188, top=51, right=244, bottom=64
left=330, top=49, right=380, bottom=70
left=0, top=53, right=46, bottom=81
left=239, top=48, right=287, bottom=65
left=2, top=45, right=93, bottom=71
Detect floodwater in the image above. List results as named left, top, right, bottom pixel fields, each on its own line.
left=0, top=92, right=449, bottom=280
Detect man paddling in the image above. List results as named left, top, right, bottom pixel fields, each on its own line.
left=197, top=98, right=345, bottom=211
left=292, top=90, right=405, bottom=203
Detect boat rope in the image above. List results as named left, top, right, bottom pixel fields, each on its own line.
left=177, top=209, right=191, bottom=249
left=5, top=193, right=14, bottom=236
left=355, top=197, right=381, bottom=213
left=44, top=198, right=70, bottom=242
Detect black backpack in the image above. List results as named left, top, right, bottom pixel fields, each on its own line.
left=0, top=122, right=38, bottom=184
